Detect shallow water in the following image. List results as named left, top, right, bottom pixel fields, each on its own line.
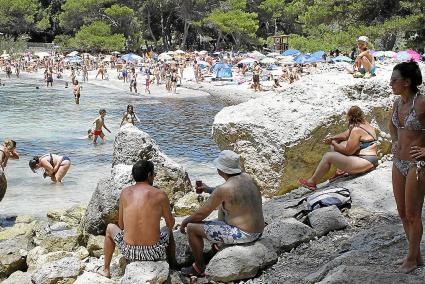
left=0, top=75, right=225, bottom=218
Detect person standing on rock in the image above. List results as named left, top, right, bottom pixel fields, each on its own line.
left=98, top=160, right=176, bottom=278
left=180, top=150, right=265, bottom=277
left=389, top=61, right=425, bottom=273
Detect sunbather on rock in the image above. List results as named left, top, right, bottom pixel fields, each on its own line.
left=180, top=150, right=265, bottom=277
left=298, top=106, right=378, bottom=190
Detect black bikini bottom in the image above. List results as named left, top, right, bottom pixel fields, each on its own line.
left=358, top=155, right=378, bottom=168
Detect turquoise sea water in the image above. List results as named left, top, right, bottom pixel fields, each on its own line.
left=0, top=75, right=224, bottom=217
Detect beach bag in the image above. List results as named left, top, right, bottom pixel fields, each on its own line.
left=287, top=188, right=352, bottom=219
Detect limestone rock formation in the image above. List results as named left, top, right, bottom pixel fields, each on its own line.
left=212, top=73, right=393, bottom=195
left=2, top=270, right=32, bottom=284
left=74, top=271, right=115, bottom=284
left=263, top=218, right=315, bottom=253
left=86, top=234, right=105, bottom=257
left=31, top=256, right=84, bottom=284
left=82, top=125, right=192, bottom=235
left=308, top=206, right=349, bottom=236
left=120, top=261, right=169, bottom=284
left=174, top=192, right=209, bottom=216
left=205, top=238, right=277, bottom=282
left=0, top=236, right=31, bottom=279
left=47, top=205, right=86, bottom=226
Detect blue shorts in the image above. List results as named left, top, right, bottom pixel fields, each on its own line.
left=360, top=65, right=376, bottom=75
left=203, top=220, right=262, bottom=245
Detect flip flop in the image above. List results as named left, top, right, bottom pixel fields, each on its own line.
left=94, top=265, right=111, bottom=279
left=181, top=263, right=206, bottom=278
left=329, top=170, right=348, bottom=182
left=297, top=178, right=317, bottom=191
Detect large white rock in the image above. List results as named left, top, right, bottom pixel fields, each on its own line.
left=82, top=125, right=192, bottom=235
left=206, top=238, right=277, bottom=282
left=2, top=270, right=32, bottom=284
left=31, top=256, right=84, bottom=284
left=120, top=261, right=169, bottom=284
left=263, top=218, right=315, bottom=253
left=74, top=271, right=115, bottom=284
left=212, top=72, right=393, bottom=195
left=0, top=235, right=33, bottom=279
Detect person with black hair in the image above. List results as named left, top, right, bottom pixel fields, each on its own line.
left=28, top=153, right=71, bottom=183
left=389, top=61, right=425, bottom=273
left=99, top=160, right=176, bottom=278
left=120, top=105, right=140, bottom=126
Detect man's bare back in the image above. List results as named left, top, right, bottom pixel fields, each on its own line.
left=217, top=173, right=264, bottom=233
left=120, top=183, right=173, bottom=245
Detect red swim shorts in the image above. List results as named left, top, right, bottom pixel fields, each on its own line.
left=92, top=130, right=102, bottom=136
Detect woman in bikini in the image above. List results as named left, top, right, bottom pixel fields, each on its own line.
left=298, top=106, right=378, bottom=190
left=29, top=154, right=71, bottom=183
left=120, top=105, right=141, bottom=126
left=389, top=61, right=425, bottom=273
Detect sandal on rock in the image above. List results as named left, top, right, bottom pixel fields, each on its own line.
left=181, top=263, right=206, bottom=278
left=94, top=265, right=111, bottom=279
left=297, top=178, right=317, bottom=191
left=329, top=169, right=348, bottom=182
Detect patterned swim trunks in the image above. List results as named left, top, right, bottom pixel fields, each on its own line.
left=114, top=227, right=169, bottom=261
left=203, top=220, right=262, bottom=245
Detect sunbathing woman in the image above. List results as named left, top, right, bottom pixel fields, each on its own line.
left=29, top=154, right=71, bottom=183
left=298, top=106, right=378, bottom=190
left=389, top=61, right=425, bottom=273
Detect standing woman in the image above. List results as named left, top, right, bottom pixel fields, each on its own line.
left=120, top=105, right=141, bottom=126
left=29, top=154, right=71, bottom=183
left=389, top=61, right=425, bottom=273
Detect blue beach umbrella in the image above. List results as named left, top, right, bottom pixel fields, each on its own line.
left=331, top=55, right=353, bottom=62
left=282, top=49, right=301, bottom=56
left=64, top=56, right=82, bottom=63
left=121, top=53, right=142, bottom=62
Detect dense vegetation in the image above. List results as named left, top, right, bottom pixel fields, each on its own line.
left=0, top=0, right=424, bottom=52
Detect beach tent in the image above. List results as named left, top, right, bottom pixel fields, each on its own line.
left=331, top=55, right=353, bottom=62
left=211, top=63, right=232, bottom=73
left=121, top=53, right=142, bottom=62
left=260, top=57, right=277, bottom=64
left=64, top=56, right=82, bottom=63
left=282, top=49, right=300, bottom=56
left=294, top=54, right=310, bottom=64
left=67, top=51, right=79, bottom=57
left=213, top=64, right=233, bottom=78
left=310, top=51, right=325, bottom=60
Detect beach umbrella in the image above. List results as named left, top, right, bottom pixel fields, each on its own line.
left=158, top=53, right=172, bottom=60
left=260, top=57, right=277, bottom=64
left=111, top=51, right=120, bottom=55
left=310, top=51, right=325, bottom=59
left=174, top=50, right=185, bottom=54
left=396, top=51, right=413, bottom=62
left=34, top=51, right=51, bottom=58
left=384, top=51, right=397, bottom=58
left=372, top=51, right=385, bottom=57
left=199, top=50, right=208, bottom=55
left=331, top=55, right=353, bottom=62
left=121, top=53, right=142, bottom=62
left=238, top=58, right=257, bottom=65
left=67, top=51, right=79, bottom=57
left=64, top=56, right=82, bottom=63
left=406, top=50, right=422, bottom=61
left=282, top=49, right=300, bottom=56
left=248, top=51, right=266, bottom=60
left=267, top=52, right=281, bottom=57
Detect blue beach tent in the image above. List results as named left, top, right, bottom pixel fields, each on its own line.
left=294, top=54, right=310, bottom=64
left=216, top=67, right=233, bottom=78
left=282, top=49, right=301, bottom=56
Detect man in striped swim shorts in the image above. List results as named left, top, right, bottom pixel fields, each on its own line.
left=98, top=160, right=176, bottom=278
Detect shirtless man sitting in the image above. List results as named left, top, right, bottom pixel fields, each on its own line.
left=99, top=160, right=176, bottom=278
left=180, top=150, right=265, bottom=277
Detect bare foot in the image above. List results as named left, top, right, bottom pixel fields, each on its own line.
left=96, top=266, right=110, bottom=278
left=399, top=260, right=417, bottom=274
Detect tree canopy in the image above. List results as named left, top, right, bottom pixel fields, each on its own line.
left=0, top=0, right=423, bottom=52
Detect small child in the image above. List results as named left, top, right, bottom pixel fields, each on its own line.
left=91, top=109, right=111, bottom=144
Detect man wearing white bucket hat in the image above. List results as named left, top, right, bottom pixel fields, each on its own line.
left=180, top=150, right=265, bottom=277
left=350, top=35, right=376, bottom=79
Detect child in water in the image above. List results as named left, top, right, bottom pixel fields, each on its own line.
left=91, top=109, right=111, bottom=144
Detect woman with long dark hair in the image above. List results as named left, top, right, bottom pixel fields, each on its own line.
left=389, top=61, right=425, bottom=273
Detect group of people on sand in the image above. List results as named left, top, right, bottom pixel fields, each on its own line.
left=299, top=61, right=424, bottom=273
left=97, top=149, right=264, bottom=279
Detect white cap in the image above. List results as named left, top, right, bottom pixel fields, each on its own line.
left=357, top=36, right=369, bottom=44
left=213, top=150, right=242, bottom=175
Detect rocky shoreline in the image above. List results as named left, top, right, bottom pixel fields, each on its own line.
left=1, top=64, right=425, bottom=283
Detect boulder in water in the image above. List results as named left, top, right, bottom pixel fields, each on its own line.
left=0, top=171, right=7, bottom=202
